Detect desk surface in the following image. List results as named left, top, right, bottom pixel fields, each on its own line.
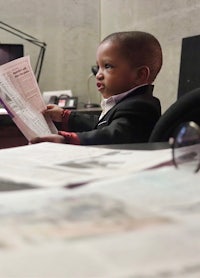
left=100, top=142, right=170, bottom=150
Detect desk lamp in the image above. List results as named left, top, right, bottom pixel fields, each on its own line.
left=0, top=21, right=46, bottom=82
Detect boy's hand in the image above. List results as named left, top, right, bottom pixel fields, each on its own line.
left=30, top=134, right=66, bottom=144
left=43, top=104, right=64, bottom=122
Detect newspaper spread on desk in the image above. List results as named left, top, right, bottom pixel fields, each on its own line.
left=0, top=56, right=57, bottom=140
left=0, top=167, right=200, bottom=277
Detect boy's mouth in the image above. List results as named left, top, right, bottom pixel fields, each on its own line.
left=96, top=82, right=105, bottom=91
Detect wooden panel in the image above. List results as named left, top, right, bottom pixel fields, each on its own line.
left=0, top=125, right=28, bottom=149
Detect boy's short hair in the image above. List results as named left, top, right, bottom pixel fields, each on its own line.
left=101, top=31, right=162, bottom=82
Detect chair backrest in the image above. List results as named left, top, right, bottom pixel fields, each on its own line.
left=149, top=87, right=200, bottom=142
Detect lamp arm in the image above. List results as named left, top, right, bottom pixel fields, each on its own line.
left=35, top=47, right=46, bottom=82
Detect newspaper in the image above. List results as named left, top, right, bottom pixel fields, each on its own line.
left=0, top=166, right=200, bottom=277
left=0, top=143, right=172, bottom=188
left=0, top=56, right=57, bottom=140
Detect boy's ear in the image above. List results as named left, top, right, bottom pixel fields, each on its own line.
left=135, top=66, right=150, bottom=83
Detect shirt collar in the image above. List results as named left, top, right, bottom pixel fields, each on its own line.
left=101, top=84, right=148, bottom=110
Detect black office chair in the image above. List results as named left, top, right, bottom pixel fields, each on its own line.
left=149, top=87, right=200, bottom=142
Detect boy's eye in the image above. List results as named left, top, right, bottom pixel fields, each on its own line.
left=105, top=63, right=113, bottom=69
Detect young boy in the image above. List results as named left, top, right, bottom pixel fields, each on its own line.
left=31, top=31, right=162, bottom=145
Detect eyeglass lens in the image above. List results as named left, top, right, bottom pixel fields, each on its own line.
left=172, top=121, right=200, bottom=172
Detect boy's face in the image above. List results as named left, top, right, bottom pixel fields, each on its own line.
left=95, top=41, right=139, bottom=98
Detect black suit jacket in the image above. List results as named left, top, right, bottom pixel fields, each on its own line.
left=68, top=85, right=161, bottom=145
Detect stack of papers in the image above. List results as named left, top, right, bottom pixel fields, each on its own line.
left=0, top=143, right=199, bottom=277
left=0, top=165, right=199, bottom=277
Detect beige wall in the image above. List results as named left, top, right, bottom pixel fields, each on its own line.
left=101, top=0, right=200, bottom=112
left=0, top=0, right=100, bottom=105
left=1, top=0, right=200, bottom=112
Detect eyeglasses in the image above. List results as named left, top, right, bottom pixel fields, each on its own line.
left=169, top=121, right=200, bottom=173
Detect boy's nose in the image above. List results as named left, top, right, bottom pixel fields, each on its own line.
left=96, top=69, right=104, bottom=80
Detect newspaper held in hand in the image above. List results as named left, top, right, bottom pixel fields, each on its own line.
left=0, top=56, right=57, bottom=140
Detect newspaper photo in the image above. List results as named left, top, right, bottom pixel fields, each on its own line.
left=0, top=56, right=57, bottom=140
